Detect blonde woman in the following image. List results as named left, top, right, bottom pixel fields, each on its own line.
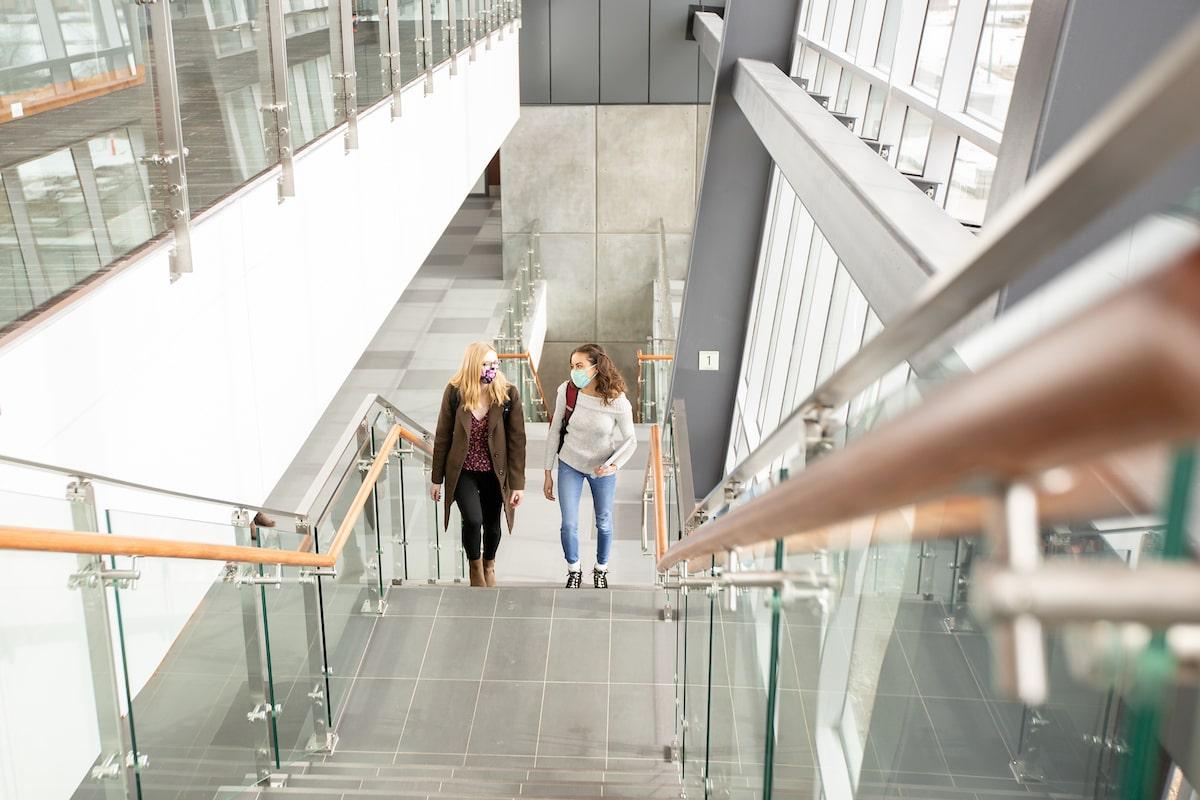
left=431, top=342, right=527, bottom=586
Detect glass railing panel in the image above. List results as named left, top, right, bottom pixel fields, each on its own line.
left=398, top=0, right=426, bottom=79
left=394, top=445, right=438, bottom=583
left=253, top=523, right=328, bottom=774
left=1, top=488, right=132, bottom=800
left=455, top=0, right=469, bottom=52
left=681, top=571, right=715, bottom=799
left=284, top=1, right=339, bottom=149
left=168, top=0, right=276, bottom=214
left=0, top=2, right=166, bottom=330
left=103, top=509, right=271, bottom=798
left=352, top=0, right=389, bottom=109
left=430, top=0, right=449, bottom=65
left=306, top=433, right=372, bottom=554
left=441, top=499, right=466, bottom=582
left=706, top=543, right=780, bottom=797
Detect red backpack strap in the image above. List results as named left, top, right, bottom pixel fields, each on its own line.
left=557, top=383, right=579, bottom=454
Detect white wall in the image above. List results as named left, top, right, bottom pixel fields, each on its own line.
left=0, top=33, right=519, bottom=800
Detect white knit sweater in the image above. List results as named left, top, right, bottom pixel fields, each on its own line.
left=544, top=383, right=637, bottom=474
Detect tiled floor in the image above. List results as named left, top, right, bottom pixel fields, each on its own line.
left=330, top=586, right=677, bottom=771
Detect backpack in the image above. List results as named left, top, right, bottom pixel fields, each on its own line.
left=556, top=382, right=579, bottom=454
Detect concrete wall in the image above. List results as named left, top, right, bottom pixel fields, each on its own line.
left=500, top=103, right=706, bottom=391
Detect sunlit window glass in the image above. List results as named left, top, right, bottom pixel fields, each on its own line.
left=862, top=85, right=886, bottom=140
left=87, top=131, right=154, bottom=256
left=912, top=0, right=960, bottom=95
left=944, top=138, right=996, bottom=225
left=846, top=0, right=867, bottom=56
left=967, top=0, right=1032, bottom=128
left=17, top=149, right=101, bottom=295
left=835, top=74, right=854, bottom=114
left=821, top=63, right=842, bottom=98
left=896, top=109, right=933, bottom=175
left=874, top=0, right=902, bottom=72
left=0, top=176, right=33, bottom=328
left=807, top=0, right=830, bottom=37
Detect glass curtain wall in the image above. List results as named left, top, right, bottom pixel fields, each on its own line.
left=794, top=0, right=1029, bottom=225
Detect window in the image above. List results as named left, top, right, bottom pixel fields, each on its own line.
left=822, top=63, right=842, bottom=98
left=912, top=0, right=960, bottom=95
left=0, top=175, right=33, bottom=328
left=944, top=138, right=996, bottom=225
left=807, top=0, right=831, bottom=38
left=845, top=0, right=867, bottom=56
left=17, top=149, right=101, bottom=293
left=835, top=73, right=853, bottom=114
left=88, top=130, right=153, bottom=255
left=862, top=85, right=886, bottom=139
left=896, top=109, right=932, bottom=175
left=874, top=0, right=902, bottom=72
left=967, top=0, right=1032, bottom=128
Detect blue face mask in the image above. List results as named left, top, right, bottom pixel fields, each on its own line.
left=570, top=367, right=592, bottom=389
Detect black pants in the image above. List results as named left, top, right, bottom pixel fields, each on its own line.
left=455, top=469, right=504, bottom=561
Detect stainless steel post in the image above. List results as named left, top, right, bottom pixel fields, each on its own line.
left=232, top=509, right=278, bottom=781
left=143, top=0, right=192, bottom=278
left=420, top=0, right=434, bottom=93
left=261, top=0, right=296, bottom=197
left=447, top=0, right=458, bottom=74
left=358, top=426, right=386, bottom=614
left=67, top=479, right=138, bottom=800
left=329, top=0, right=358, bottom=151
left=383, top=0, right=403, bottom=117
left=466, top=0, right=477, bottom=60
left=297, top=519, right=335, bottom=754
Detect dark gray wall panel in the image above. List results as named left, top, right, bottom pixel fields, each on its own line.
left=550, top=0, right=600, bottom=103
left=600, top=0, right=650, bottom=103
left=649, top=0, right=699, bottom=103
left=519, top=0, right=551, bottom=103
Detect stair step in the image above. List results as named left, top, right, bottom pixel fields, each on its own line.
left=305, top=762, right=679, bottom=784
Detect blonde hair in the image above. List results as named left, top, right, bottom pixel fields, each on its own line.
left=449, top=341, right=511, bottom=411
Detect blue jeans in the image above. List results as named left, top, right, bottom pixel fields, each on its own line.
left=558, top=461, right=616, bottom=567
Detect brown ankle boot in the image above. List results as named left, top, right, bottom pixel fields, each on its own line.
left=468, top=559, right=485, bottom=587
left=483, top=559, right=497, bottom=587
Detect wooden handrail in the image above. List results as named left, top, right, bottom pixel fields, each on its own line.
left=650, top=425, right=669, bottom=562
left=637, top=352, right=675, bottom=362
left=497, top=352, right=548, bottom=411
left=0, top=424, right=431, bottom=568
left=658, top=246, right=1200, bottom=572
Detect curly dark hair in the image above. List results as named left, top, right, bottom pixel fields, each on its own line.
left=572, top=343, right=628, bottom=404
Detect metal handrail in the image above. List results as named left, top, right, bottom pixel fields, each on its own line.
left=497, top=352, right=548, bottom=412
left=0, top=423, right=430, bottom=567
left=688, top=16, right=1200, bottom=525
left=659, top=246, right=1200, bottom=573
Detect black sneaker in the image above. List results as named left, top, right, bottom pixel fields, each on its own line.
left=566, top=570, right=582, bottom=589
left=593, top=568, right=609, bottom=589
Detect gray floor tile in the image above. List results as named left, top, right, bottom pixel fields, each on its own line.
left=329, top=677, right=416, bottom=753
left=496, top=587, right=556, bottom=617
left=429, top=316, right=492, bottom=332
left=607, top=684, right=675, bottom=760
left=399, top=368, right=457, bottom=390
left=467, top=680, right=544, bottom=755
left=864, top=694, right=950, bottom=777
left=537, top=683, right=609, bottom=758
left=357, top=350, right=415, bottom=370
left=553, top=590, right=612, bottom=620
left=898, top=631, right=983, bottom=700
left=484, top=618, right=552, bottom=681
left=774, top=690, right=814, bottom=767
left=358, top=617, right=435, bottom=678
left=547, top=618, right=611, bottom=683
left=423, top=617, right=493, bottom=680
left=385, top=587, right=444, bottom=616
left=609, top=620, right=673, bottom=685
left=400, top=288, right=450, bottom=302
left=610, top=590, right=662, bottom=621
left=437, top=588, right=500, bottom=617
left=396, top=679, right=480, bottom=754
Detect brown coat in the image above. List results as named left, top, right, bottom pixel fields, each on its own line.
left=431, top=382, right=527, bottom=531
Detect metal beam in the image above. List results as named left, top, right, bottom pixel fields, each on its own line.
left=731, top=58, right=980, bottom=326
left=670, top=0, right=800, bottom=497
left=687, top=12, right=1200, bottom=523
left=694, top=12, right=722, bottom=70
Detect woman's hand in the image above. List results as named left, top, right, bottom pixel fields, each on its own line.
left=510, top=490, right=524, bottom=508
left=594, top=464, right=617, bottom=477
left=543, top=472, right=555, bottom=501
left=430, top=483, right=442, bottom=502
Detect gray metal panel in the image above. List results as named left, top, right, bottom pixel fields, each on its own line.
left=550, top=0, right=600, bottom=103
left=670, top=0, right=798, bottom=496
left=519, top=0, right=551, bottom=102
left=600, top=0, right=649, bottom=103
left=649, top=0, right=699, bottom=103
